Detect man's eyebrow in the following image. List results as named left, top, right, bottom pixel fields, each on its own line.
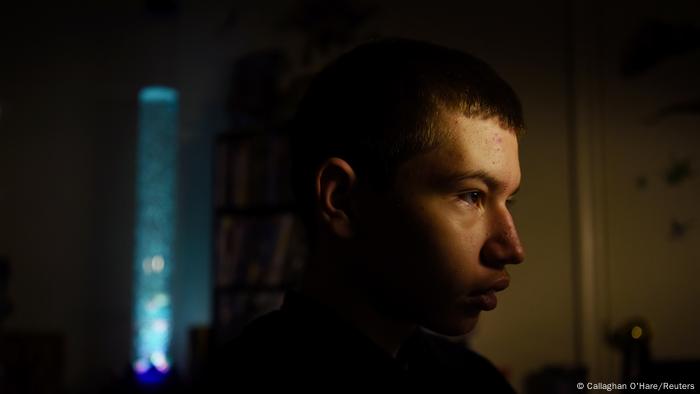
left=510, top=184, right=520, bottom=196
left=445, top=169, right=520, bottom=195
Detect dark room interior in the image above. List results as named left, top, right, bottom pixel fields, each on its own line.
left=1, top=0, right=699, bottom=393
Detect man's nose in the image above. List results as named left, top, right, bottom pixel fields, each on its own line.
left=480, top=208, right=525, bottom=268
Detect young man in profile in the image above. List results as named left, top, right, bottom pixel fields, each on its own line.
left=206, top=37, right=525, bottom=392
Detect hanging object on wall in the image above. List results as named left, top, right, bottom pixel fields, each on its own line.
left=664, top=157, right=692, bottom=187
left=635, top=175, right=649, bottom=190
left=622, top=21, right=698, bottom=243
left=669, top=218, right=692, bottom=241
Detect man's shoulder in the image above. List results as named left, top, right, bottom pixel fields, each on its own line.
left=217, top=310, right=292, bottom=359
left=409, top=330, right=516, bottom=392
left=203, top=311, right=296, bottom=386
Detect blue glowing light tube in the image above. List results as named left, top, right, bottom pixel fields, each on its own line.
left=132, top=86, right=179, bottom=382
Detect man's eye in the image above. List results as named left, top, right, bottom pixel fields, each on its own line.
left=460, top=191, right=484, bottom=207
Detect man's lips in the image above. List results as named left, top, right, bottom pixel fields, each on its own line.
left=468, top=290, right=497, bottom=311
left=470, top=276, right=511, bottom=295
left=466, top=276, right=511, bottom=311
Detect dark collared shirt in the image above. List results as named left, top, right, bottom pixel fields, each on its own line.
left=204, top=291, right=516, bottom=392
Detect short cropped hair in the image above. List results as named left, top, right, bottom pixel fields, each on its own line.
left=289, top=37, right=524, bottom=243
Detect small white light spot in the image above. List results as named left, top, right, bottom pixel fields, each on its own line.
left=155, top=361, right=170, bottom=373
left=151, top=255, right=165, bottom=273
left=133, top=358, right=149, bottom=374
left=150, top=351, right=169, bottom=372
left=152, top=319, right=169, bottom=333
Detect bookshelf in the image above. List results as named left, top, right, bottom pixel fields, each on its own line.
left=211, top=129, right=306, bottom=344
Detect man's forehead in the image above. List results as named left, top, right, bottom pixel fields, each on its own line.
left=437, top=111, right=518, bottom=142
left=414, top=115, right=521, bottom=190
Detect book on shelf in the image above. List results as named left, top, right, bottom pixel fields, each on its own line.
left=215, top=213, right=301, bottom=290
left=215, top=290, right=251, bottom=340
left=213, top=130, right=306, bottom=342
left=265, top=136, right=293, bottom=204
left=214, top=142, right=228, bottom=209
left=266, top=214, right=295, bottom=286
left=217, top=133, right=293, bottom=209
left=248, top=137, right=268, bottom=207
left=215, top=216, right=244, bottom=288
left=230, top=140, right=250, bottom=207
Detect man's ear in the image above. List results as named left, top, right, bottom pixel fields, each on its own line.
left=315, top=157, right=357, bottom=239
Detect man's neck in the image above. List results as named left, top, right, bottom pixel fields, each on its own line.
left=299, top=262, right=417, bottom=358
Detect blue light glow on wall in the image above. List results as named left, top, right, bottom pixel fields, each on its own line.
left=132, top=86, right=179, bottom=383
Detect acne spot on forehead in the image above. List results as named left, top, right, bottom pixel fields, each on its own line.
left=492, top=134, right=503, bottom=147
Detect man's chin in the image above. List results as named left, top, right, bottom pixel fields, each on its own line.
left=423, top=314, right=480, bottom=337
